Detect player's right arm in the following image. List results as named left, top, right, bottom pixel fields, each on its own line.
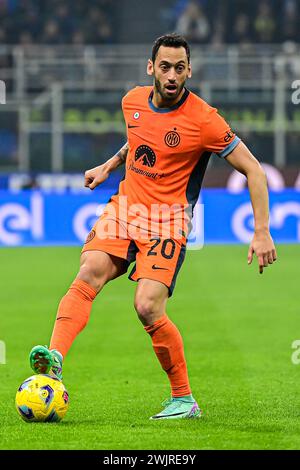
left=201, top=102, right=277, bottom=274
left=84, top=141, right=129, bottom=190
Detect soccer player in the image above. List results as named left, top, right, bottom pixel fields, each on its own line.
left=29, top=34, right=277, bottom=420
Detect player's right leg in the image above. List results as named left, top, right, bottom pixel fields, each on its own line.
left=30, top=250, right=128, bottom=379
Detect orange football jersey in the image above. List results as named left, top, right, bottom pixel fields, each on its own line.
left=108, top=85, right=240, bottom=229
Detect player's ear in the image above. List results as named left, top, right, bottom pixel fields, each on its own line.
left=147, top=59, right=154, bottom=76
left=187, top=64, right=192, bottom=79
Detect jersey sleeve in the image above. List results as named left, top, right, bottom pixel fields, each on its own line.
left=121, top=87, right=134, bottom=113
left=201, top=106, right=241, bottom=157
left=122, top=86, right=144, bottom=108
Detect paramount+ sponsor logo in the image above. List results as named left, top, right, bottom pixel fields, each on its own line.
left=129, top=145, right=165, bottom=180
left=135, top=145, right=156, bottom=167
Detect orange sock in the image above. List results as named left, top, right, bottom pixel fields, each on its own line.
left=50, top=279, right=97, bottom=358
left=144, top=315, right=192, bottom=397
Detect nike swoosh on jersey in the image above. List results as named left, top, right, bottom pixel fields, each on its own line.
left=128, top=124, right=140, bottom=128
left=152, top=265, right=168, bottom=271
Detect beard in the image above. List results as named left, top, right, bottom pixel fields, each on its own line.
left=154, top=77, right=185, bottom=102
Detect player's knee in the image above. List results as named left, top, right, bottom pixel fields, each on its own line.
left=134, top=297, right=160, bottom=325
left=77, top=263, right=107, bottom=294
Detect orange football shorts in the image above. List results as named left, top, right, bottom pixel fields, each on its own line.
left=81, top=211, right=186, bottom=296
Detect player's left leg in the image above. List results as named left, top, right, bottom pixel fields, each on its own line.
left=134, top=279, right=200, bottom=420
left=30, top=250, right=129, bottom=380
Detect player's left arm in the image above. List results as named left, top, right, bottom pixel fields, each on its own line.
left=225, top=141, right=277, bottom=274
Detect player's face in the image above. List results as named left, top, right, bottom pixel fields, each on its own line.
left=147, top=46, right=192, bottom=104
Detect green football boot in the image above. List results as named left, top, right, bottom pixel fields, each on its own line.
left=150, top=396, right=201, bottom=420
left=29, top=345, right=63, bottom=381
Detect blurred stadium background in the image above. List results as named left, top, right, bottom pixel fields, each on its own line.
left=0, top=0, right=299, bottom=247
left=1, top=0, right=300, bottom=451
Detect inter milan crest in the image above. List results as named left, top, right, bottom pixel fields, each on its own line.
left=85, top=230, right=96, bottom=244
left=165, top=130, right=180, bottom=148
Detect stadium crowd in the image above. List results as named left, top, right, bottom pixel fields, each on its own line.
left=0, top=0, right=116, bottom=46
left=0, top=0, right=299, bottom=46
left=171, top=0, right=299, bottom=45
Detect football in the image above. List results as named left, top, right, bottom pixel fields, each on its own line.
left=15, top=374, right=69, bottom=423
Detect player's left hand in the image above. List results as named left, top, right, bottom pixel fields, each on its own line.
left=248, top=231, right=277, bottom=274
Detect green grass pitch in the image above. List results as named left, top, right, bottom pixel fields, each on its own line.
left=0, top=244, right=299, bottom=450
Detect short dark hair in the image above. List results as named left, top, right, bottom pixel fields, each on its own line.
left=151, top=33, right=191, bottom=64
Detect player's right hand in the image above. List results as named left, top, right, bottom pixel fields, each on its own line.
left=84, top=164, right=110, bottom=190
left=248, top=230, right=277, bottom=274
